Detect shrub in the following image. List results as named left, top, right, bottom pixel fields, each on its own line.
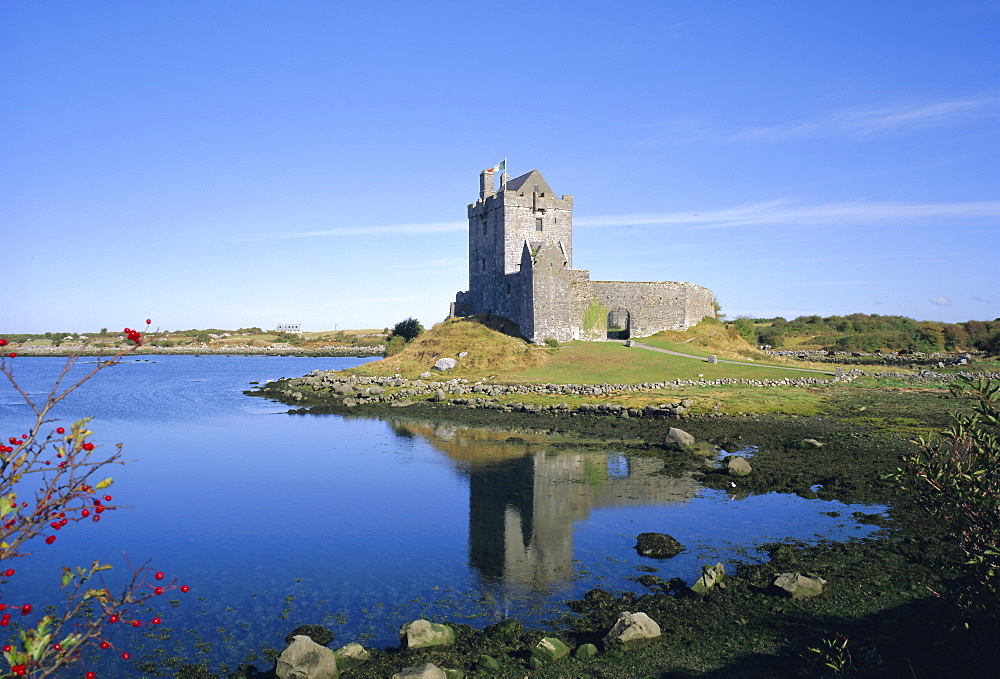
left=390, top=318, right=424, bottom=342
left=0, top=326, right=189, bottom=675
left=895, top=376, right=1000, bottom=623
left=384, top=335, right=407, bottom=356
left=543, top=337, right=559, bottom=348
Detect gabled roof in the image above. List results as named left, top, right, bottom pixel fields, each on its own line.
left=504, top=169, right=554, bottom=196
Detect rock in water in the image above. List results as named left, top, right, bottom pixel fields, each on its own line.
left=603, top=611, right=662, bottom=650
left=333, top=642, right=370, bottom=672
left=635, top=532, right=684, bottom=558
left=691, top=562, right=726, bottom=595
left=724, top=455, right=752, bottom=476
left=399, top=619, right=455, bottom=649
left=772, top=572, right=827, bottom=599
left=664, top=427, right=695, bottom=448
left=275, top=635, right=338, bottom=679
left=530, top=637, right=570, bottom=668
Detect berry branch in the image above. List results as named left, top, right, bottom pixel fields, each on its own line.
left=0, top=321, right=190, bottom=677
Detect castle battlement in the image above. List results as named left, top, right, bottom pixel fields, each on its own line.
left=454, top=167, right=715, bottom=343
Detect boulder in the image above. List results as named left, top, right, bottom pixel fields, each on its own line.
left=430, top=389, right=447, bottom=402
left=575, top=643, right=599, bottom=659
left=332, top=642, right=369, bottom=672
left=772, top=572, right=827, bottom=599
left=392, top=663, right=446, bottom=679
left=399, top=619, right=455, bottom=650
left=275, top=635, right=338, bottom=679
left=530, top=637, right=570, bottom=668
left=724, top=456, right=752, bottom=477
left=635, top=532, right=683, bottom=559
left=457, top=351, right=468, bottom=358
left=602, top=611, right=661, bottom=650
left=798, top=438, right=824, bottom=448
left=690, top=562, right=726, bottom=595
left=476, top=655, right=500, bottom=671
left=665, top=427, right=695, bottom=449
left=419, top=372, right=432, bottom=379
left=433, top=358, right=458, bottom=371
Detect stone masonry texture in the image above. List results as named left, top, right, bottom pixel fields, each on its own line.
left=454, top=167, right=715, bottom=343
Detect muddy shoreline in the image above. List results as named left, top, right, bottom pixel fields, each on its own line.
left=243, top=387, right=991, bottom=677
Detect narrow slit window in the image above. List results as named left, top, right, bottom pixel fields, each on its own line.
left=535, top=218, right=543, bottom=232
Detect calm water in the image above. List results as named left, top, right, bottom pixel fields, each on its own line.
left=1, top=355, right=887, bottom=673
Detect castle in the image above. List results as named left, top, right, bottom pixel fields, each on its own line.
left=453, top=166, right=716, bottom=343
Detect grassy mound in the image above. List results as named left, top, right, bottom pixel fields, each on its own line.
left=350, top=316, right=551, bottom=378
left=644, top=317, right=771, bottom=360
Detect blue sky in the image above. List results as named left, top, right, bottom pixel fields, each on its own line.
left=3, top=1, right=998, bottom=334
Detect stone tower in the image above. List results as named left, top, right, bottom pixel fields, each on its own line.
left=459, top=167, right=574, bottom=330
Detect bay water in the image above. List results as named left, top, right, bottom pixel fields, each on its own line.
left=1, top=355, right=886, bottom=673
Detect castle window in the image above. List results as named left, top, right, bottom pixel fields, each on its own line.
left=481, top=258, right=486, bottom=272
left=535, top=218, right=543, bottom=232
left=482, top=221, right=487, bottom=235
left=506, top=282, right=511, bottom=294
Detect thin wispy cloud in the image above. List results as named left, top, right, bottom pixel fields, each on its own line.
left=732, top=94, right=999, bottom=141
left=576, top=199, right=1000, bottom=230
left=234, top=221, right=465, bottom=241
left=237, top=199, right=998, bottom=242
left=930, top=296, right=953, bottom=307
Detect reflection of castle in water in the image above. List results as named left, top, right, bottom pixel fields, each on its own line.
left=388, top=420, right=698, bottom=590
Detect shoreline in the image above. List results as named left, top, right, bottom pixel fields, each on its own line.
left=234, top=381, right=992, bottom=677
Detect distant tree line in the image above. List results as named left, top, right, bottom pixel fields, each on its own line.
left=743, top=314, right=1000, bottom=354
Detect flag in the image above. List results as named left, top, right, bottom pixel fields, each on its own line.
left=485, top=160, right=506, bottom=173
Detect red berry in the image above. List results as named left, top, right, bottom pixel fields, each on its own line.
left=20, top=604, right=31, bottom=615
left=154, top=571, right=164, bottom=580
left=82, top=442, right=95, bottom=451
left=96, top=506, right=105, bottom=514
left=56, top=427, right=65, bottom=434
left=87, top=673, right=96, bottom=679
left=131, top=620, right=140, bottom=627
left=93, top=515, right=101, bottom=522
left=4, top=569, right=13, bottom=577
left=7, top=353, right=16, bottom=358
left=121, top=652, right=130, bottom=660
left=53, top=643, right=61, bottom=650
left=180, top=585, right=190, bottom=593
left=82, top=509, right=90, bottom=517
left=152, top=617, right=161, bottom=625
left=104, top=495, right=112, bottom=501
left=146, top=319, right=151, bottom=325
left=154, top=587, right=163, bottom=595
left=100, top=641, right=110, bottom=649
left=109, top=614, right=119, bottom=623
left=0, top=339, right=6, bottom=346
left=2, top=645, right=9, bottom=652
left=45, top=535, right=56, bottom=544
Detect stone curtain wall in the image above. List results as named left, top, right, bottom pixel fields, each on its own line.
left=590, top=281, right=716, bottom=338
